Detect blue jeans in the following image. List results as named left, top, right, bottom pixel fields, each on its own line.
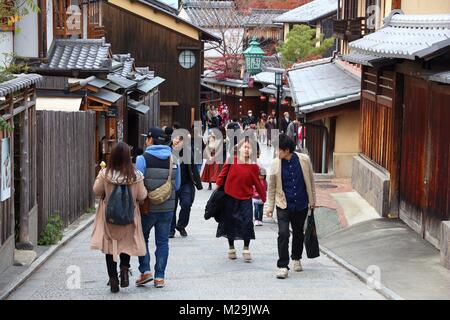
left=171, top=183, right=196, bottom=233
left=138, top=212, right=172, bottom=279
left=254, top=202, right=264, bottom=221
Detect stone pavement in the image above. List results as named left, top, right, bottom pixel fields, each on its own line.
left=7, top=186, right=384, bottom=300
left=6, top=144, right=384, bottom=300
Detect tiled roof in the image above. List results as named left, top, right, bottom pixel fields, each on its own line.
left=180, top=0, right=239, bottom=28
left=287, top=59, right=360, bottom=113
left=137, top=76, right=166, bottom=94
left=244, top=9, right=288, bottom=27
left=0, top=73, right=43, bottom=97
left=91, top=89, right=123, bottom=104
left=128, top=99, right=150, bottom=114
left=260, top=84, right=292, bottom=98
left=349, top=11, right=450, bottom=60
left=273, top=0, right=337, bottom=23
left=42, top=39, right=111, bottom=71
left=254, top=71, right=276, bottom=84
left=340, top=52, right=393, bottom=67
left=429, top=71, right=450, bottom=84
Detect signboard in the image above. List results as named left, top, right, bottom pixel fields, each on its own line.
left=1, top=138, right=11, bottom=202
left=102, top=108, right=119, bottom=118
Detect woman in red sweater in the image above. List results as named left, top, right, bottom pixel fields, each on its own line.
left=215, top=138, right=266, bottom=262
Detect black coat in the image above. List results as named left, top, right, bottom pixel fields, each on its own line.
left=204, top=188, right=226, bottom=222
left=179, top=149, right=203, bottom=190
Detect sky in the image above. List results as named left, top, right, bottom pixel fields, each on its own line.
left=158, top=0, right=179, bottom=9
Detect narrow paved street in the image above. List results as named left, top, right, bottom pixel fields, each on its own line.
left=8, top=144, right=384, bottom=300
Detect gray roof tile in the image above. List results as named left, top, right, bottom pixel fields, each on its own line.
left=287, top=59, right=360, bottom=113
left=349, top=12, right=450, bottom=60
left=128, top=99, right=150, bottom=114
left=90, top=89, right=122, bottom=104
left=429, top=70, right=450, bottom=84
left=340, top=52, right=393, bottom=67
left=42, top=39, right=111, bottom=71
left=0, top=73, right=43, bottom=97
left=273, top=0, right=337, bottom=24
left=137, top=76, right=166, bottom=94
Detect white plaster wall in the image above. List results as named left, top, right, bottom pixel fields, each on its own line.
left=0, top=32, right=14, bottom=65
left=14, top=9, right=39, bottom=58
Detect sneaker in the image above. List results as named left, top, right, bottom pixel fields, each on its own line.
left=242, top=250, right=252, bottom=262
left=276, top=268, right=289, bottom=279
left=228, top=248, right=237, bottom=260
left=259, top=220, right=263, bottom=226
left=154, top=278, right=165, bottom=288
left=177, top=227, right=188, bottom=237
left=293, top=260, right=303, bottom=272
left=135, top=272, right=154, bottom=286
left=254, top=220, right=259, bottom=226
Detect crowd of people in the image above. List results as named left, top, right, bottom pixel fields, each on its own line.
left=90, top=107, right=315, bottom=294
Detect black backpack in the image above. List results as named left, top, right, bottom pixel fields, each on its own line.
left=105, top=185, right=135, bottom=225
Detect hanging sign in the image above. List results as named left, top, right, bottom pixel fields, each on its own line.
left=1, top=138, right=12, bottom=202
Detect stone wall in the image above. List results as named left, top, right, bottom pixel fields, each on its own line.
left=441, top=221, right=450, bottom=270
left=351, top=155, right=390, bottom=217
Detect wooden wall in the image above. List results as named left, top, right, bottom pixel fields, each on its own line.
left=102, top=3, right=203, bottom=129
left=36, top=111, right=96, bottom=234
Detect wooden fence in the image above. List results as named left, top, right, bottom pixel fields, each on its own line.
left=36, top=110, right=96, bottom=234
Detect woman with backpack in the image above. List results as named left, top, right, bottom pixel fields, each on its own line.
left=91, top=142, right=148, bottom=293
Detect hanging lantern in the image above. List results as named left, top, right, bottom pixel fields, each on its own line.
left=260, top=95, right=267, bottom=102
left=243, top=36, right=265, bottom=75
left=269, top=96, right=277, bottom=104
left=281, top=98, right=289, bottom=106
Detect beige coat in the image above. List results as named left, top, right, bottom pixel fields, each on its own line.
left=90, top=169, right=147, bottom=261
left=267, top=152, right=316, bottom=213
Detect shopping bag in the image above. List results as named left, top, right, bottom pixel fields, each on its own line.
left=304, top=209, right=320, bottom=258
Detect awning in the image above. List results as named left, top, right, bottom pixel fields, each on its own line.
left=90, top=89, right=123, bottom=104
left=429, top=70, right=450, bottom=84
left=127, top=99, right=149, bottom=114
left=137, top=76, right=166, bottom=94
left=88, top=77, right=111, bottom=89
left=259, top=85, right=292, bottom=98
left=36, top=97, right=82, bottom=112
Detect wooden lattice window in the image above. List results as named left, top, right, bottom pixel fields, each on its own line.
left=53, top=0, right=83, bottom=37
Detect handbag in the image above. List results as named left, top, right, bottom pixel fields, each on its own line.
left=304, top=209, right=320, bottom=259
left=147, top=156, right=173, bottom=205
left=204, top=160, right=231, bottom=222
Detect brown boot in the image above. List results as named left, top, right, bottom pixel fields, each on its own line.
left=109, top=276, right=120, bottom=293
left=120, top=267, right=130, bottom=288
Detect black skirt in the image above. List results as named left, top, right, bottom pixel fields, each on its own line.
left=216, top=196, right=255, bottom=241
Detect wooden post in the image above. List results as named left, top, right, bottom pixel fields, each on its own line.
left=391, top=0, right=401, bottom=10
left=18, top=104, right=32, bottom=249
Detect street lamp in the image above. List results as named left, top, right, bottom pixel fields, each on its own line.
left=243, top=36, right=265, bottom=75
left=275, top=71, right=284, bottom=131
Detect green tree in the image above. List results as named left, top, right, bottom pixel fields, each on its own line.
left=277, top=24, right=335, bottom=67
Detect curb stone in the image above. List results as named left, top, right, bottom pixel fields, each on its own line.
left=0, top=214, right=95, bottom=300
left=273, top=214, right=403, bottom=300
left=319, top=245, right=404, bottom=300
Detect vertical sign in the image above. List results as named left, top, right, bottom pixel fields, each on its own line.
left=1, top=138, right=12, bottom=201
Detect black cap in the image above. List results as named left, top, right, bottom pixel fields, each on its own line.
left=142, top=127, right=166, bottom=144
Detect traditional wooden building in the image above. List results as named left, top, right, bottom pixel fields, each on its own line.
left=100, top=0, right=220, bottom=129
left=344, top=11, right=450, bottom=248
left=273, top=0, right=338, bottom=58
left=35, top=39, right=164, bottom=166
left=0, top=74, right=42, bottom=274
left=287, top=57, right=361, bottom=176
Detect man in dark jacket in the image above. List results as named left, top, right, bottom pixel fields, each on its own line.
left=135, top=127, right=180, bottom=288
left=170, top=135, right=203, bottom=238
